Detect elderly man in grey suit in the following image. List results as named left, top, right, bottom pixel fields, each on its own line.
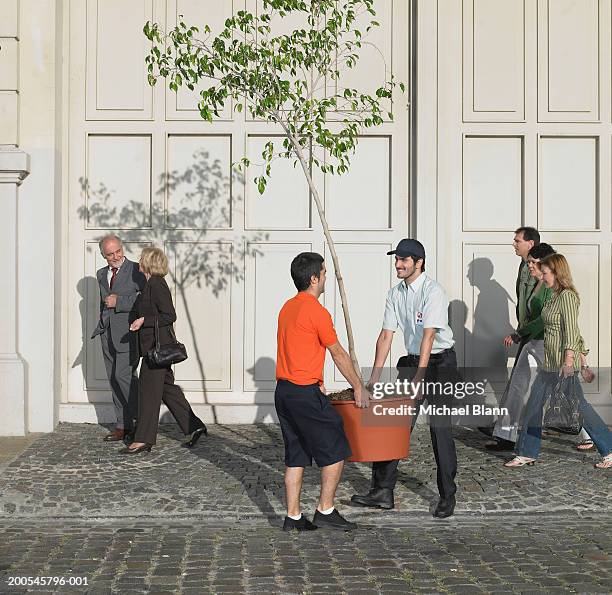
left=92, top=234, right=146, bottom=442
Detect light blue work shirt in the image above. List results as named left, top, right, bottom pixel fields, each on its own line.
left=382, top=272, right=455, bottom=355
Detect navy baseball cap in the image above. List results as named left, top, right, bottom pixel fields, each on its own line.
left=387, top=239, right=426, bottom=260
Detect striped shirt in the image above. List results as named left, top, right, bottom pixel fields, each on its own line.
left=540, top=289, right=587, bottom=372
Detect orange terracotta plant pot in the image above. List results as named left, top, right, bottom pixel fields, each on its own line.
left=332, top=396, right=412, bottom=462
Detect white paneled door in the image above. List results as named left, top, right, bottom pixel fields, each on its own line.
left=63, top=0, right=411, bottom=423
left=437, top=0, right=612, bottom=421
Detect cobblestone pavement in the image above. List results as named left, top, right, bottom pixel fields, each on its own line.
left=1, top=516, right=611, bottom=594
left=0, top=423, right=611, bottom=594
left=0, top=436, right=42, bottom=467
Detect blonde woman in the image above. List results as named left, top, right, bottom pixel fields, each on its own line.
left=505, top=254, right=612, bottom=469
left=121, top=247, right=207, bottom=454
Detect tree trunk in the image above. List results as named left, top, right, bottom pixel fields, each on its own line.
left=290, top=142, right=362, bottom=379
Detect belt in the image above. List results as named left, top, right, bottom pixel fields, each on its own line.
left=276, top=379, right=320, bottom=389
left=406, top=347, right=455, bottom=361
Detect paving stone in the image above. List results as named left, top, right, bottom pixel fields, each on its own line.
left=0, top=423, right=611, bottom=594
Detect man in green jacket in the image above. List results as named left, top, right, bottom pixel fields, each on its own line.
left=512, top=227, right=540, bottom=337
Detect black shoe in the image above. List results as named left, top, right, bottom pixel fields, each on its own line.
left=476, top=426, right=494, bottom=437
left=182, top=426, right=208, bottom=448
left=282, top=515, right=318, bottom=532
left=433, top=496, right=456, bottom=519
left=312, top=509, right=356, bottom=531
left=485, top=439, right=514, bottom=451
left=118, top=444, right=152, bottom=454
left=350, top=488, right=394, bottom=510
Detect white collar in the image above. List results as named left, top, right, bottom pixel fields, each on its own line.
left=402, top=272, right=426, bottom=293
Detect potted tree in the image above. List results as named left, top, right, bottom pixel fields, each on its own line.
left=332, top=390, right=412, bottom=462
left=144, top=0, right=411, bottom=461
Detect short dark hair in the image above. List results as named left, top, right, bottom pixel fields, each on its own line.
left=528, top=242, right=555, bottom=260
left=409, top=255, right=425, bottom=272
left=396, top=253, right=425, bottom=272
left=290, top=252, right=324, bottom=291
left=515, top=226, right=540, bottom=245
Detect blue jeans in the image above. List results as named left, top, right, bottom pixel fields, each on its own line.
left=516, top=371, right=612, bottom=459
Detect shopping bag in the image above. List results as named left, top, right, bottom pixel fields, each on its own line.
left=543, top=375, right=583, bottom=435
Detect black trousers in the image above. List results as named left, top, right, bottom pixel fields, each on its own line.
left=371, top=349, right=458, bottom=500
left=134, top=358, right=205, bottom=445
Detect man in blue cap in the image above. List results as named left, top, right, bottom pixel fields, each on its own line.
left=351, top=239, right=459, bottom=518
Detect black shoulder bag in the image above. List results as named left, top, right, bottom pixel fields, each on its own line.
left=146, top=317, right=188, bottom=368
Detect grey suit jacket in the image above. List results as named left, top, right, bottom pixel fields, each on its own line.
left=91, top=258, right=147, bottom=353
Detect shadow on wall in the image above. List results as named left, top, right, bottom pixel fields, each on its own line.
left=75, top=148, right=268, bottom=424
left=448, top=299, right=471, bottom=368
left=158, top=356, right=280, bottom=426
left=72, top=275, right=120, bottom=422
left=73, top=276, right=98, bottom=373
left=246, top=357, right=279, bottom=423
left=465, top=257, right=516, bottom=407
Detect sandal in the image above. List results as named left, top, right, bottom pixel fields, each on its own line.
left=576, top=440, right=594, bottom=451
left=594, top=453, right=612, bottom=469
left=504, top=456, right=536, bottom=468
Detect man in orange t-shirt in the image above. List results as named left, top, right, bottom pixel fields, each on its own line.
left=275, top=252, right=370, bottom=532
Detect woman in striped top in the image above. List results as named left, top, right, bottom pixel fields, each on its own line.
left=505, top=254, right=612, bottom=469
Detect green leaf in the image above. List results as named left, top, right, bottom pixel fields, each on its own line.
left=142, top=0, right=407, bottom=220
left=257, top=177, right=267, bottom=194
